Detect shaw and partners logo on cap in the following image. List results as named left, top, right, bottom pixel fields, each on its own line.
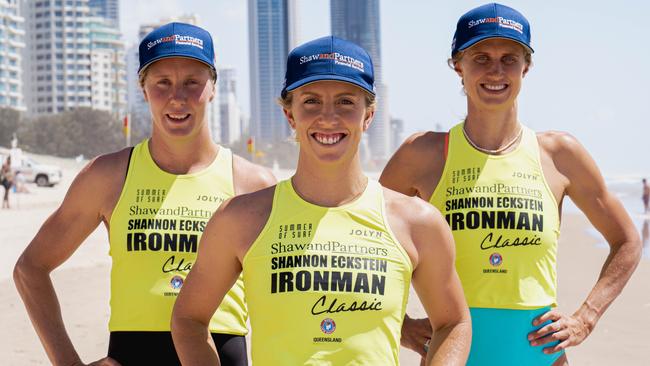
left=299, top=52, right=365, bottom=72
left=147, top=34, right=204, bottom=50
left=468, top=17, right=524, bottom=34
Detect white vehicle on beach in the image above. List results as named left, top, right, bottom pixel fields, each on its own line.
left=0, top=155, right=62, bottom=187
left=18, top=157, right=63, bottom=187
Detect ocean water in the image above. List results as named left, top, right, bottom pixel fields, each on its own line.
left=563, top=176, right=650, bottom=260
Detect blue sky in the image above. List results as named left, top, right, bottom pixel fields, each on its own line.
left=121, top=1, right=650, bottom=177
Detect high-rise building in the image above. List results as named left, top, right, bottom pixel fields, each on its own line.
left=218, top=67, right=241, bottom=145
left=88, top=0, right=118, bottom=28
left=24, top=0, right=92, bottom=115
left=248, top=0, right=296, bottom=145
left=389, top=117, right=403, bottom=153
left=88, top=15, right=126, bottom=116
left=331, top=0, right=390, bottom=162
left=0, top=0, right=25, bottom=111
left=24, top=0, right=126, bottom=117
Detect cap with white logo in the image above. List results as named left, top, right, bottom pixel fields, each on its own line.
left=452, top=3, right=533, bottom=56
left=282, top=36, right=375, bottom=97
left=138, top=22, right=216, bottom=75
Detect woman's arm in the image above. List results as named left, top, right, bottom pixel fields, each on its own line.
left=172, top=187, right=274, bottom=365
left=529, top=132, right=641, bottom=353
left=381, top=132, right=447, bottom=358
left=13, top=152, right=128, bottom=366
left=386, top=192, right=471, bottom=365
left=380, top=131, right=446, bottom=200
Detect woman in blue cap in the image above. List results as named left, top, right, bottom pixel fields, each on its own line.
left=384, top=3, right=641, bottom=365
left=172, top=35, right=471, bottom=365
left=14, top=22, right=274, bottom=366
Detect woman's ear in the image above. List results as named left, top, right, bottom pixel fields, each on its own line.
left=363, top=108, right=375, bottom=131
left=142, top=87, right=149, bottom=103
left=454, top=61, right=463, bottom=78
left=283, top=108, right=296, bottom=130
left=208, top=82, right=216, bottom=102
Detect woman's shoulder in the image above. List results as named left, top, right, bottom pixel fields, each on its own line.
left=535, top=130, right=599, bottom=184
left=231, top=153, right=277, bottom=194
left=400, top=130, right=447, bottom=155
left=383, top=131, right=448, bottom=170
left=207, top=185, right=277, bottom=256
left=381, top=131, right=448, bottom=198
left=77, top=147, right=133, bottom=187
left=536, top=130, right=583, bottom=155
left=215, top=184, right=277, bottom=224
left=382, top=186, right=443, bottom=228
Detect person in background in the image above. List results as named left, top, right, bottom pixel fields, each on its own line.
left=642, top=178, right=649, bottom=213
left=1, top=155, right=14, bottom=208
left=14, top=171, right=30, bottom=194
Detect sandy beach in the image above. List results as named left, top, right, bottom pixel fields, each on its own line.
left=1, top=156, right=648, bottom=365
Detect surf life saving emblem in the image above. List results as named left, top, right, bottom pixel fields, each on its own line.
left=170, top=275, right=184, bottom=289
left=489, top=253, right=503, bottom=267
left=320, top=318, right=336, bottom=334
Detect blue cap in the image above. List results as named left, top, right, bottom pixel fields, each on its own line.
left=452, top=3, right=533, bottom=56
left=282, top=36, right=375, bottom=97
left=138, top=22, right=216, bottom=74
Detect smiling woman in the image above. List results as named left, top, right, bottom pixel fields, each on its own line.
left=141, top=58, right=216, bottom=139
left=13, top=22, right=275, bottom=366
left=382, top=3, right=641, bottom=366
left=171, top=36, right=472, bottom=366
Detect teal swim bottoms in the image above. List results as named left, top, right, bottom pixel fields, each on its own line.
left=467, top=306, right=565, bottom=366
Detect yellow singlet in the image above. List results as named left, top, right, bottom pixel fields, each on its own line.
left=430, top=122, right=560, bottom=309
left=108, top=140, right=247, bottom=334
left=242, top=179, right=412, bottom=365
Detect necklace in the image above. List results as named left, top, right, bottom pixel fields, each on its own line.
left=462, top=124, right=523, bottom=155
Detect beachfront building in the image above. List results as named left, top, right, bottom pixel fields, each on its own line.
left=248, top=0, right=296, bottom=145
left=0, top=0, right=25, bottom=111
left=88, top=16, right=126, bottom=117
left=88, top=0, right=118, bottom=28
left=390, top=117, right=404, bottom=153
left=331, top=0, right=390, bottom=162
left=24, top=0, right=92, bottom=116
left=218, top=67, right=242, bottom=145
left=23, top=0, right=126, bottom=117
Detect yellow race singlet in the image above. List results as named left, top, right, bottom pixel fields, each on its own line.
left=430, top=122, right=560, bottom=309
left=108, top=140, right=247, bottom=334
left=242, top=179, right=412, bottom=365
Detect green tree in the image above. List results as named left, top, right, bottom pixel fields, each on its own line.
left=0, top=108, right=21, bottom=147
left=19, top=108, right=124, bottom=158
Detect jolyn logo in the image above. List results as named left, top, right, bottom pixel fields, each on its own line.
left=320, top=318, right=336, bottom=334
